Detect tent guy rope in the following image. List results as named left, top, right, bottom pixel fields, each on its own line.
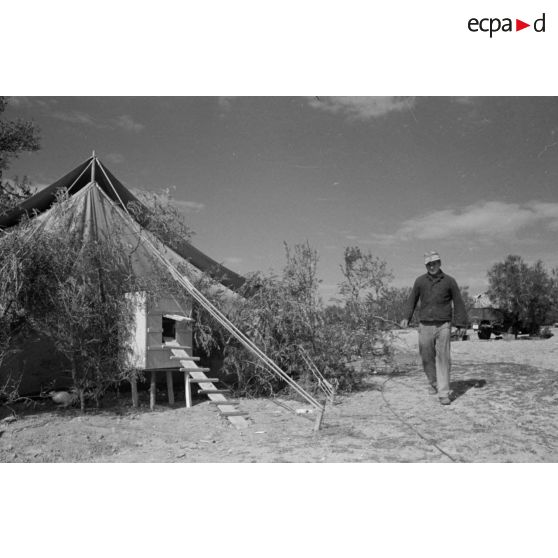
left=93, top=156, right=326, bottom=427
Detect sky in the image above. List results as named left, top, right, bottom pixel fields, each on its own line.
left=4, top=96, right=558, bottom=301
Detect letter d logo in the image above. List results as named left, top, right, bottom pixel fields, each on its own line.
left=534, top=13, right=546, bottom=32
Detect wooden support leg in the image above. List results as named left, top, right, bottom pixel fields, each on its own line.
left=185, top=373, right=192, bottom=408
left=150, top=370, right=156, bottom=411
left=131, top=377, right=139, bottom=408
left=166, top=370, right=175, bottom=405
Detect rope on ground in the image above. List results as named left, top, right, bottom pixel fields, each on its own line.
left=379, top=374, right=462, bottom=463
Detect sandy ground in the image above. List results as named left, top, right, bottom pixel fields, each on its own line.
left=1, top=328, right=557, bottom=463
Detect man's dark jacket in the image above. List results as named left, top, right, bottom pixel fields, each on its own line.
left=404, top=271, right=468, bottom=327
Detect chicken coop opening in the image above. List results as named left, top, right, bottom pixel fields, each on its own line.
left=162, top=316, right=177, bottom=342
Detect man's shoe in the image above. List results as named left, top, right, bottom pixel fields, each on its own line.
left=428, top=385, right=438, bottom=395
left=439, top=393, right=455, bottom=405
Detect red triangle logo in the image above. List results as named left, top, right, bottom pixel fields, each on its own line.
left=516, top=19, right=530, bottom=31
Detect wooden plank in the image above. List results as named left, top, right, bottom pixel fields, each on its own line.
left=130, top=377, right=139, bottom=408
left=209, top=400, right=240, bottom=405
left=180, top=367, right=210, bottom=373
left=169, top=355, right=200, bottom=361
left=219, top=411, right=249, bottom=417
left=198, top=389, right=230, bottom=395
left=188, top=377, right=220, bottom=383
left=166, top=370, right=175, bottom=405
left=185, top=373, right=192, bottom=408
left=148, top=345, right=192, bottom=351
left=165, top=342, right=249, bottom=428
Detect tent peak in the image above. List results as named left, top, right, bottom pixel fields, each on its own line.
left=91, top=152, right=96, bottom=182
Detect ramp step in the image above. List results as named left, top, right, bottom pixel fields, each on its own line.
left=209, top=400, right=240, bottom=405
left=198, top=389, right=230, bottom=395
left=181, top=367, right=211, bottom=373
left=188, top=377, right=220, bottom=383
left=170, top=355, right=200, bottom=361
left=148, top=345, right=192, bottom=351
left=219, top=411, right=249, bottom=417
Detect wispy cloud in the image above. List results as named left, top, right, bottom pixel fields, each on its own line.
left=7, top=97, right=58, bottom=109
left=51, top=110, right=105, bottom=127
left=218, top=97, right=234, bottom=110
left=223, top=256, right=243, bottom=266
left=452, top=97, right=477, bottom=106
left=370, top=201, right=558, bottom=243
left=115, top=115, right=144, bottom=132
left=174, top=200, right=205, bottom=213
left=6, top=97, right=32, bottom=108
left=308, top=96, right=416, bottom=120
left=49, top=110, right=144, bottom=133
left=104, top=153, right=125, bottom=165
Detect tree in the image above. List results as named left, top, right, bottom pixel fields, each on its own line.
left=486, top=255, right=553, bottom=336
left=127, top=187, right=193, bottom=251
left=0, top=97, right=41, bottom=212
left=374, top=286, right=412, bottom=325
left=459, top=285, right=475, bottom=325
left=338, top=246, right=393, bottom=305
left=335, top=247, right=395, bottom=372
left=549, top=267, right=558, bottom=325
left=220, top=242, right=344, bottom=396
left=523, top=260, right=554, bottom=332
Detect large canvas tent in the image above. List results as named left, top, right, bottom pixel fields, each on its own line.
left=0, top=155, right=244, bottom=395
left=0, top=154, right=245, bottom=291
left=0, top=155, right=325, bottom=426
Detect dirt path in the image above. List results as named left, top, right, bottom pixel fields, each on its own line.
left=1, top=329, right=557, bottom=462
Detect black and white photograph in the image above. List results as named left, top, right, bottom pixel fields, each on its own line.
left=2, top=3, right=557, bottom=558
left=1, top=96, right=557, bottom=464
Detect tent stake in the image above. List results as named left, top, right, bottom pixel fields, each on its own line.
left=313, top=404, right=325, bottom=432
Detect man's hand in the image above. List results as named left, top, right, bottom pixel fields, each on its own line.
left=400, top=319, right=409, bottom=329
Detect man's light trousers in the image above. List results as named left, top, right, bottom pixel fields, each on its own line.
left=418, top=321, right=451, bottom=398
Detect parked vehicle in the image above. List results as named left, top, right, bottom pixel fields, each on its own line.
left=469, top=307, right=506, bottom=340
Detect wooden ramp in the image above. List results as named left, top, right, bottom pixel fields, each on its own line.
left=167, top=342, right=249, bottom=429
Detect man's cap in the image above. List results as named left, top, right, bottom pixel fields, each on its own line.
left=424, top=250, right=441, bottom=264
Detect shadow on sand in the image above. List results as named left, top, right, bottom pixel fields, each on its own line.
left=450, top=379, right=487, bottom=400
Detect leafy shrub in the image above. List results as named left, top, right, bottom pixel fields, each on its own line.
left=192, top=243, right=396, bottom=399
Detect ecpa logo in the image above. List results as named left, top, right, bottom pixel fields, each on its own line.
left=468, top=13, right=546, bottom=37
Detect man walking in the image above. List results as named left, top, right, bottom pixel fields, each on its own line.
left=400, top=251, right=468, bottom=405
